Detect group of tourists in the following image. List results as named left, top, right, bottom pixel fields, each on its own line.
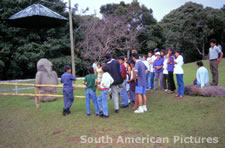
left=60, top=39, right=223, bottom=117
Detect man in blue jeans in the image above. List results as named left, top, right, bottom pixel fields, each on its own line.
left=61, top=65, right=76, bottom=116
left=148, top=51, right=157, bottom=89
left=173, top=50, right=184, bottom=98
left=83, top=67, right=99, bottom=116
left=118, top=56, right=129, bottom=108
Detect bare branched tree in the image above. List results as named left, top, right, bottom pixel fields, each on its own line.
left=80, top=15, right=140, bottom=62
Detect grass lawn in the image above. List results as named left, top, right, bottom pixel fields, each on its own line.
left=0, top=59, right=225, bottom=148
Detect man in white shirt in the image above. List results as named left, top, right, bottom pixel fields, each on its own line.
left=148, top=51, right=157, bottom=89
left=193, top=61, right=209, bottom=88
left=172, top=50, right=184, bottom=98
left=209, top=39, right=223, bottom=86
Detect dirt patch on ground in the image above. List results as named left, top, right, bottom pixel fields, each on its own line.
left=52, top=130, right=64, bottom=136
left=120, top=130, right=141, bottom=136
left=67, top=137, right=80, bottom=143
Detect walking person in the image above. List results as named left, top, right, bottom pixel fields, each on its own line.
left=209, top=39, right=223, bottom=86
left=172, top=50, right=184, bottom=99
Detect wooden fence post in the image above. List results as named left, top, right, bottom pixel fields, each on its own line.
left=35, top=86, right=40, bottom=109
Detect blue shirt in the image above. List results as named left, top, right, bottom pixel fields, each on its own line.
left=153, top=58, right=164, bottom=73
left=167, top=55, right=175, bottom=72
left=61, top=72, right=76, bottom=90
left=196, top=66, right=209, bottom=88
left=134, top=60, right=147, bottom=86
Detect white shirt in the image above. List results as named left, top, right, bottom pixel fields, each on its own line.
left=100, top=72, right=114, bottom=89
left=209, top=45, right=221, bottom=60
left=92, top=62, right=97, bottom=70
left=196, top=66, right=209, bottom=88
left=174, top=55, right=184, bottom=74
left=142, top=60, right=150, bottom=71
left=163, top=58, right=168, bottom=74
left=148, top=55, right=157, bottom=73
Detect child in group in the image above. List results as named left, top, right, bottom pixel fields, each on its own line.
left=127, top=60, right=138, bottom=110
left=61, top=65, right=76, bottom=116
left=172, top=50, right=184, bottom=99
left=97, top=65, right=114, bottom=118
left=83, top=67, right=99, bottom=116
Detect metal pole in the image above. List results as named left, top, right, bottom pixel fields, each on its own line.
left=69, top=0, right=75, bottom=76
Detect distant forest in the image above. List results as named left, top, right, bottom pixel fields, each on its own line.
left=0, top=0, right=225, bottom=79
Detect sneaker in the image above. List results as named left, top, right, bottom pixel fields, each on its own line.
left=142, top=105, right=147, bottom=112
left=99, top=111, right=104, bottom=116
left=134, top=107, right=144, bottom=113
left=164, top=89, right=168, bottom=92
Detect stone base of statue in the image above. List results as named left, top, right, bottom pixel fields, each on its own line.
left=184, top=85, right=225, bottom=97
left=39, top=89, right=57, bottom=102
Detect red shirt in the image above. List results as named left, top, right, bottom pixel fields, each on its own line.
left=121, top=64, right=127, bottom=80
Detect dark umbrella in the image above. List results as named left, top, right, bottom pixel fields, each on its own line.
left=7, top=4, right=68, bottom=28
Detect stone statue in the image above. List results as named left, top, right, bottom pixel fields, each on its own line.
left=35, top=58, right=58, bottom=102
left=184, top=85, right=225, bottom=97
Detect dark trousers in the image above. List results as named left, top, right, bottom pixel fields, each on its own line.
left=168, top=71, right=176, bottom=91
left=210, top=60, right=218, bottom=85
left=163, top=74, right=168, bottom=90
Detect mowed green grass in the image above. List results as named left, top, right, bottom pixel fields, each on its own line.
left=0, top=59, right=225, bottom=148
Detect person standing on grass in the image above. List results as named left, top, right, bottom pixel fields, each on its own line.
left=83, top=66, right=100, bottom=116
left=149, top=51, right=157, bottom=89
left=92, top=61, right=97, bottom=74
left=193, top=61, right=209, bottom=88
left=163, top=53, right=169, bottom=91
left=95, top=63, right=102, bottom=85
left=142, top=55, right=150, bottom=90
left=127, top=60, right=138, bottom=110
left=97, top=65, right=114, bottom=118
left=146, top=52, right=152, bottom=89
left=61, top=65, right=76, bottom=116
left=209, top=39, right=223, bottom=86
left=126, top=60, right=134, bottom=104
left=167, top=48, right=176, bottom=94
left=118, top=56, right=129, bottom=108
left=172, top=50, right=184, bottom=99
left=153, top=52, right=164, bottom=90
left=105, top=53, right=123, bottom=113
left=132, top=53, right=147, bottom=113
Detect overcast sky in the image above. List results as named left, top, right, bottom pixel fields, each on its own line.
left=63, top=0, right=224, bottom=21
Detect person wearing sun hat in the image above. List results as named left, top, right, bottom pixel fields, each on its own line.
left=153, top=51, right=164, bottom=90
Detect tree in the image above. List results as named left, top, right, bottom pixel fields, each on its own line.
left=161, top=2, right=225, bottom=62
